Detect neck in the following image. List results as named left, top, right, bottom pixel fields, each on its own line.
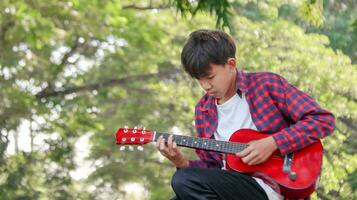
left=217, top=71, right=237, bottom=104
left=153, top=131, right=248, bottom=154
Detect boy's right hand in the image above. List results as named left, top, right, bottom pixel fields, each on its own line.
left=155, top=135, right=189, bottom=168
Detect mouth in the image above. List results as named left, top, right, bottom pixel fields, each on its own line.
left=207, top=91, right=216, bottom=96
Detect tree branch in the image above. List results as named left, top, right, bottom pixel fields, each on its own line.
left=35, top=69, right=181, bottom=99
left=43, top=36, right=86, bottom=97
left=60, top=35, right=82, bottom=66
left=122, top=4, right=171, bottom=10
left=338, top=116, right=357, bottom=133
left=0, top=20, right=15, bottom=42
left=335, top=91, right=357, bottom=103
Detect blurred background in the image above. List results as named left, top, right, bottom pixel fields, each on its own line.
left=0, top=0, right=356, bottom=199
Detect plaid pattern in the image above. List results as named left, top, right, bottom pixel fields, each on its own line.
left=189, top=70, right=335, bottom=168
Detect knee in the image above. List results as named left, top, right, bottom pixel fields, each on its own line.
left=171, top=168, right=194, bottom=192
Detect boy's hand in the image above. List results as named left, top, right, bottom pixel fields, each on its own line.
left=156, top=135, right=189, bottom=168
left=236, top=136, right=278, bottom=166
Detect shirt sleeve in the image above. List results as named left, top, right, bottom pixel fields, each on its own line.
left=270, top=74, right=336, bottom=155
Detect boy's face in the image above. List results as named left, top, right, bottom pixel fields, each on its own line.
left=197, top=58, right=237, bottom=102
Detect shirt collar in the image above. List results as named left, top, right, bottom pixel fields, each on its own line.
left=236, top=70, right=248, bottom=94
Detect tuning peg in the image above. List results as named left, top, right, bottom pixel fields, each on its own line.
left=128, top=146, right=134, bottom=151
left=133, top=126, right=137, bottom=133
left=142, top=127, right=146, bottom=134
left=124, top=125, right=128, bottom=133
left=119, top=146, right=126, bottom=151
left=137, top=146, right=144, bottom=151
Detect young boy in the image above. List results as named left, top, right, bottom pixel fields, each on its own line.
left=156, top=29, right=335, bottom=200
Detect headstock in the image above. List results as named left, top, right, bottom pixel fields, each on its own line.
left=115, top=126, right=154, bottom=147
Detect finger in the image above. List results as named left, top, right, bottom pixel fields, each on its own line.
left=242, top=151, right=257, bottom=165
left=155, top=136, right=162, bottom=149
left=156, top=136, right=164, bottom=149
left=255, top=154, right=270, bottom=164
left=247, top=155, right=261, bottom=166
left=156, top=138, right=165, bottom=154
left=167, top=135, right=175, bottom=156
left=159, top=137, right=167, bottom=151
left=172, top=141, right=177, bottom=150
left=167, top=135, right=173, bottom=150
left=237, top=146, right=251, bottom=157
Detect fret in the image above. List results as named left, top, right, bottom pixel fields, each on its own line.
left=194, top=138, right=199, bottom=148
left=220, top=141, right=225, bottom=152
left=215, top=140, right=221, bottom=151
left=179, top=136, right=183, bottom=145
left=198, top=137, right=203, bottom=148
left=214, top=140, right=220, bottom=151
left=201, top=138, right=206, bottom=148
left=228, top=143, right=235, bottom=154
left=182, top=136, right=187, bottom=146
left=178, top=135, right=184, bottom=146
left=214, top=140, right=218, bottom=151
left=222, top=141, right=227, bottom=152
left=175, top=135, right=181, bottom=145
left=235, top=143, right=239, bottom=152
left=214, top=141, right=220, bottom=151
left=208, top=140, right=213, bottom=150
left=223, top=141, right=228, bottom=152
left=208, top=139, right=212, bottom=150
left=205, top=138, right=210, bottom=150
left=174, top=134, right=178, bottom=143
left=182, top=136, right=186, bottom=146
left=210, top=139, right=215, bottom=151
left=230, top=142, right=234, bottom=153
left=211, top=140, right=215, bottom=151
left=230, top=143, right=235, bottom=153
left=202, top=138, right=208, bottom=148
left=234, top=143, right=240, bottom=153
left=227, top=142, right=232, bottom=152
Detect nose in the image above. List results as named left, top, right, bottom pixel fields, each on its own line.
left=199, top=80, right=212, bottom=91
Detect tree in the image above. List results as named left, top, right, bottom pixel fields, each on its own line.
left=0, top=0, right=356, bottom=199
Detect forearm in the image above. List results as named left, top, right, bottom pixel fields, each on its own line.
left=273, top=112, right=335, bottom=155
left=271, top=74, right=336, bottom=155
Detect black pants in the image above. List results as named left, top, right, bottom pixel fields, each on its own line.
left=171, top=168, right=269, bottom=200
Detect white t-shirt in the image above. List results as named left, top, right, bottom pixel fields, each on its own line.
left=214, top=93, right=283, bottom=200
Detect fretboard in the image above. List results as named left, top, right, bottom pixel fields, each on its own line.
left=153, top=132, right=248, bottom=154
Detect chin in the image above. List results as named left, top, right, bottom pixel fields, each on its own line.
left=211, top=94, right=221, bottom=99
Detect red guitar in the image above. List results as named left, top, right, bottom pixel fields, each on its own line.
left=116, top=127, right=323, bottom=198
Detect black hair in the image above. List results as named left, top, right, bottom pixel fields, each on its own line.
left=181, top=29, right=236, bottom=79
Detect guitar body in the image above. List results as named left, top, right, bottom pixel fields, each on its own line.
left=225, top=129, right=323, bottom=199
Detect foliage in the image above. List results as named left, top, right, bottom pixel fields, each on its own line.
left=0, top=0, right=356, bottom=199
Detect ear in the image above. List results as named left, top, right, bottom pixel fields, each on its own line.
left=226, top=58, right=236, bottom=71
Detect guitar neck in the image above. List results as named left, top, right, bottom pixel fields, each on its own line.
left=153, top=132, right=248, bottom=154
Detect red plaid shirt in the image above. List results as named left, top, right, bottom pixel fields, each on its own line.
left=189, top=70, right=335, bottom=168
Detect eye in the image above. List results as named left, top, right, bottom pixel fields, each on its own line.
left=207, top=75, right=215, bottom=80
